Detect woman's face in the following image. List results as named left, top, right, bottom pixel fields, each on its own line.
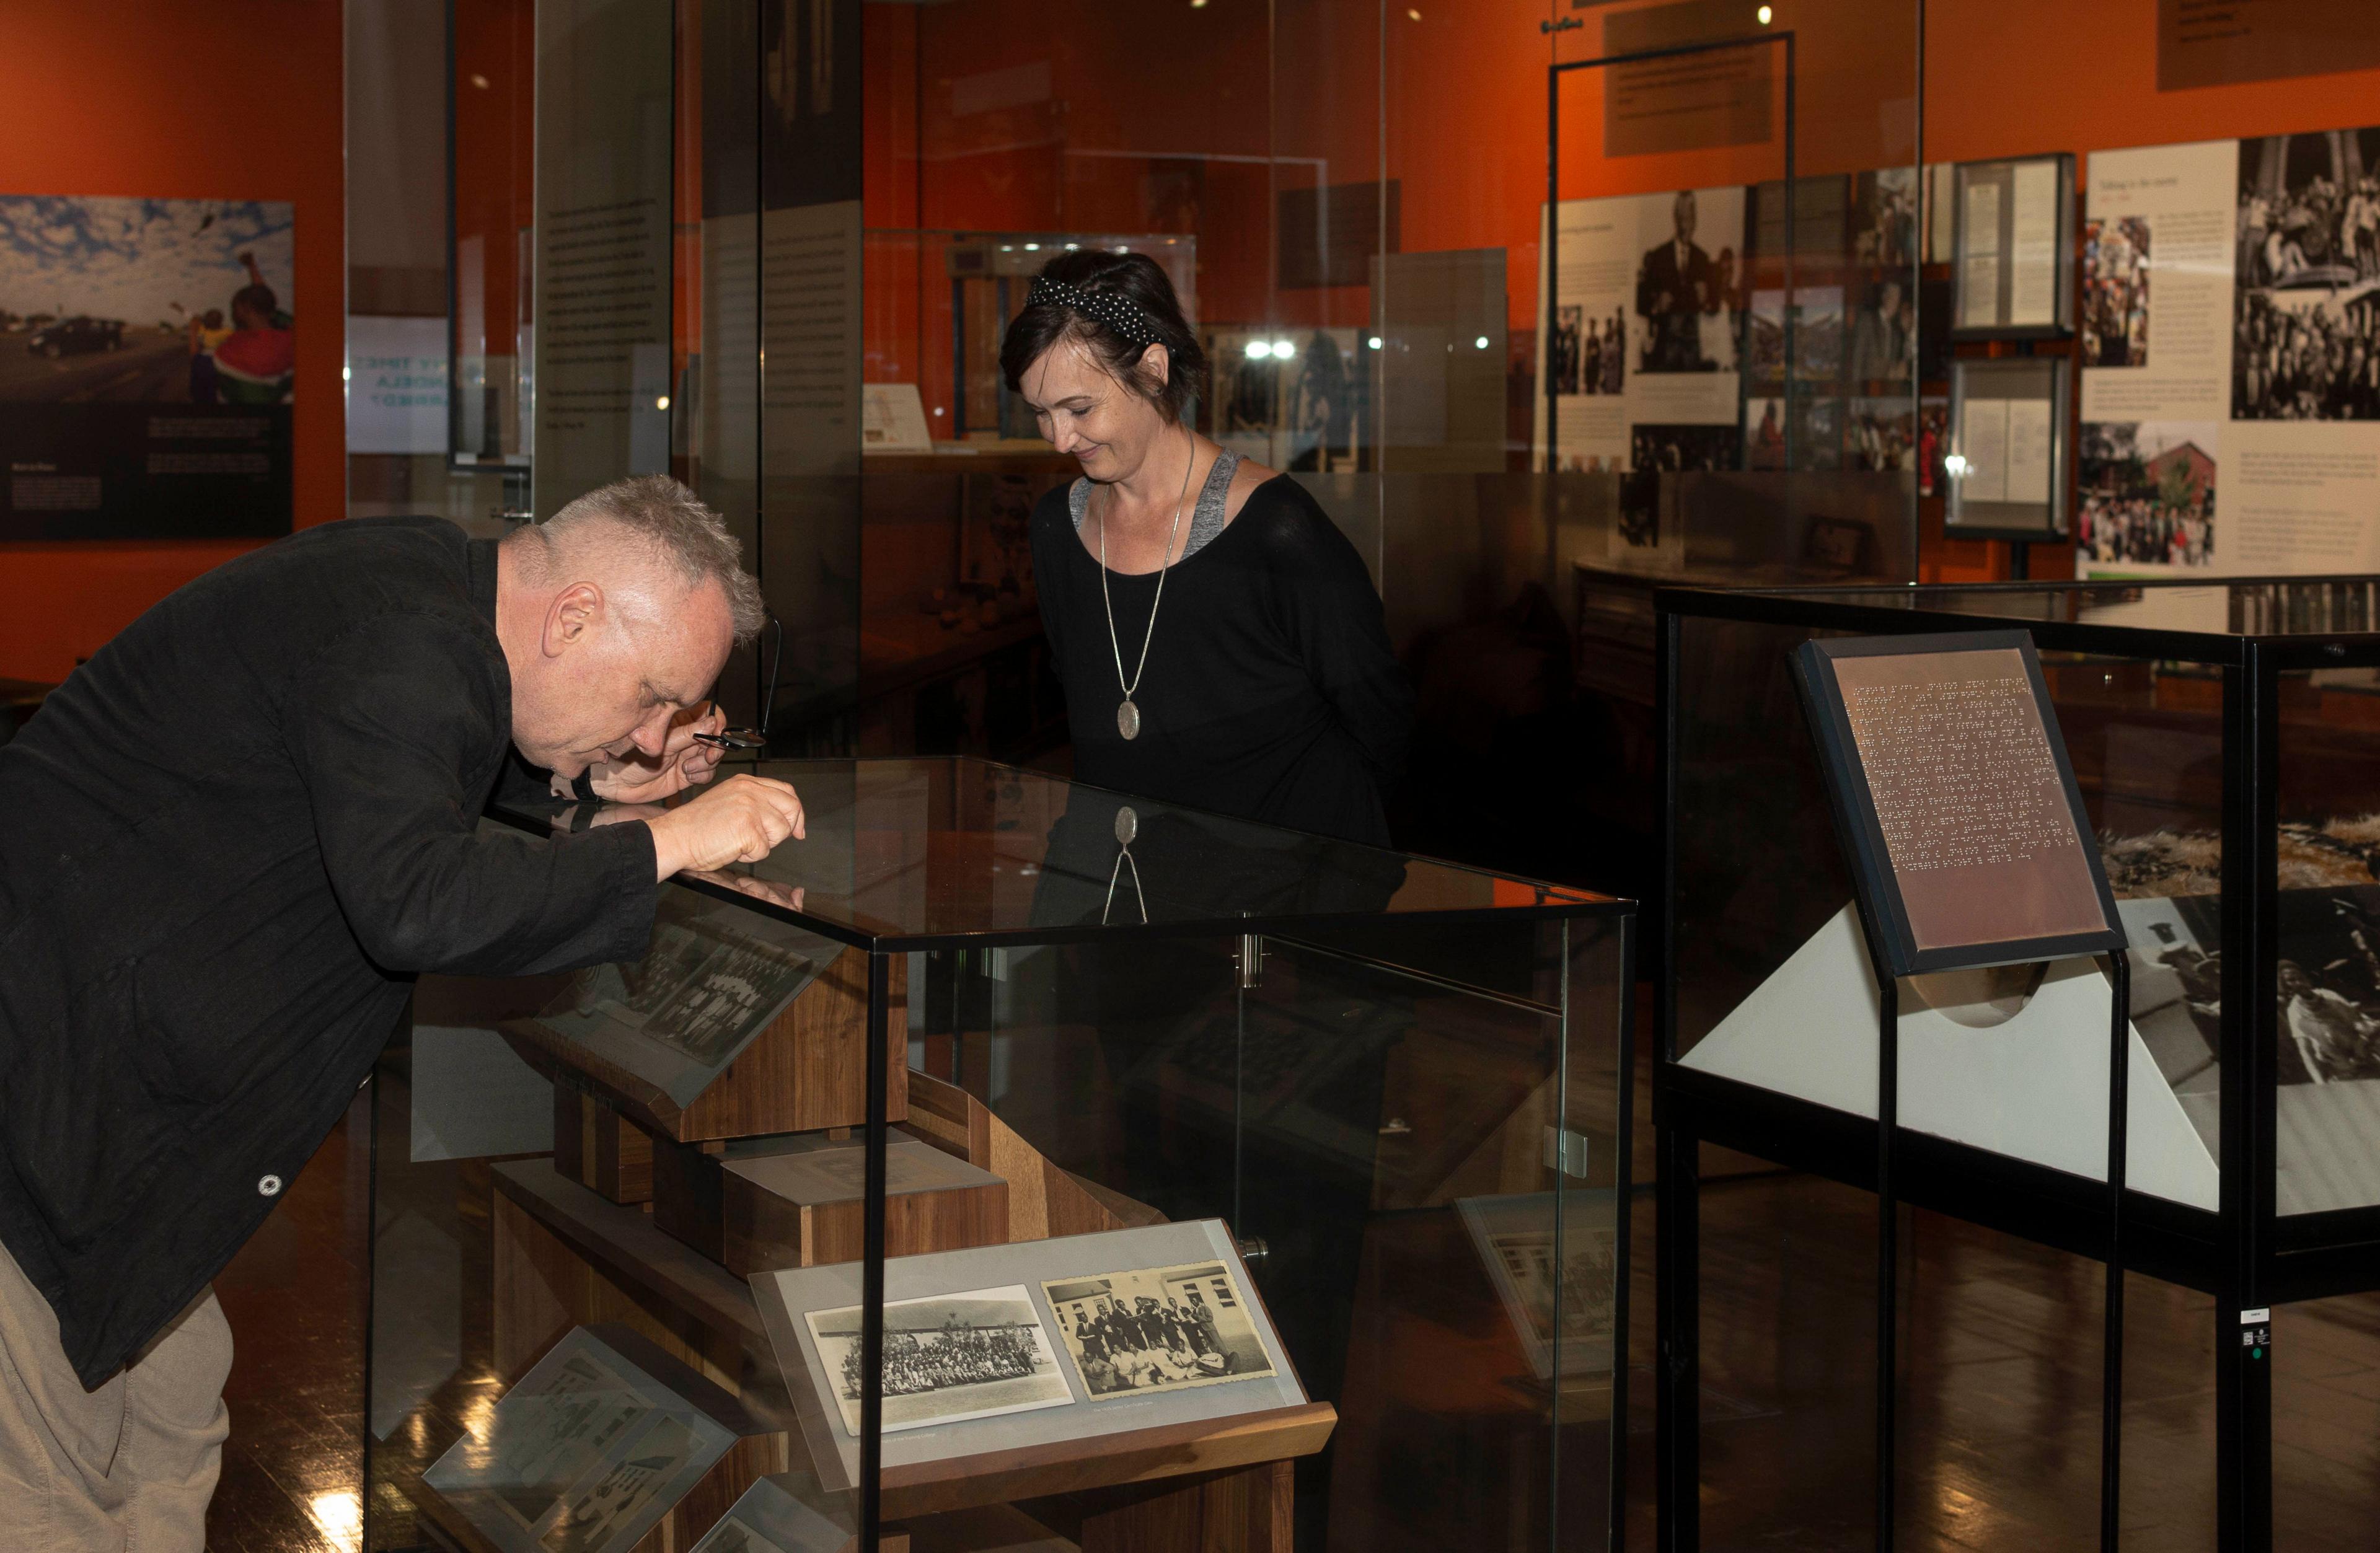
left=1020, top=336, right=1169, bottom=480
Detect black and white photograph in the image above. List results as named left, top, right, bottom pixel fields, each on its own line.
left=1633, top=188, right=1743, bottom=374
left=1548, top=304, right=1624, bottom=397
left=2232, top=127, right=2380, bottom=420
left=2082, top=216, right=2151, bottom=368
left=806, top=1286, right=1071, bottom=1436
left=1042, top=1261, right=1277, bottom=1399
left=1457, top=1192, right=1620, bottom=1382
left=2135, top=886, right=2380, bottom=1086
left=539, top=891, right=819, bottom=1076
left=423, top=1330, right=736, bottom=1553
left=1798, top=397, right=1844, bottom=472
left=1853, top=166, right=1919, bottom=268
left=2076, top=420, right=2217, bottom=568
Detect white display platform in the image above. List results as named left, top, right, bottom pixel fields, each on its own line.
left=1682, top=904, right=2219, bottom=1211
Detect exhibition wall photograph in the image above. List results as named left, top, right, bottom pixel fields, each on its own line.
left=0, top=195, right=294, bottom=540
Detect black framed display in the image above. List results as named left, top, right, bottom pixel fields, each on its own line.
left=1654, top=578, right=2380, bottom=1553
left=1791, top=631, right=2125, bottom=976
left=1946, top=354, right=2071, bottom=541
left=1950, top=154, right=2075, bottom=340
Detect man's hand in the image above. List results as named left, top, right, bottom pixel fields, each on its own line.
left=588, top=704, right=728, bottom=804
left=646, top=773, right=806, bottom=881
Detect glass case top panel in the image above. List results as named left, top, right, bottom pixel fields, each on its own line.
left=497, top=757, right=1613, bottom=947
left=1727, top=577, right=2380, bottom=640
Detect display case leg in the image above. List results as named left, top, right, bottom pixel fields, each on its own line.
left=2101, top=953, right=2130, bottom=1552
left=1875, top=979, right=1900, bottom=1553
left=2214, top=1290, right=2274, bottom=1553
left=862, top=950, right=891, bottom=1553
left=1654, top=1119, right=1700, bottom=1553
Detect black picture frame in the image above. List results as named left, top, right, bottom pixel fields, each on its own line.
left=1791, top=629, right=2127, bottom=977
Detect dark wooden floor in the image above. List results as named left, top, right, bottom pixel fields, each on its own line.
left=206, top=1063, right=2380, bottom=1552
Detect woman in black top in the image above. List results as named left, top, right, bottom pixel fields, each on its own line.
left=1001, top=250, right=1411, bottom=846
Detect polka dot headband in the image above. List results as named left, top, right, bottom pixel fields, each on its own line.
left=1028, top=276, right=1161, bottom=346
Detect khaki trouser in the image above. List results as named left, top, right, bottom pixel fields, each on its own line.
left=0, top=1240, right=231, bottom=1551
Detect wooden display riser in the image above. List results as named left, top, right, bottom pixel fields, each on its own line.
left=486, top=1073, right=1325, bottom=1552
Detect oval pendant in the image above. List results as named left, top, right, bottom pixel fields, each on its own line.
left=1117, top=698, right=1141, bottom=739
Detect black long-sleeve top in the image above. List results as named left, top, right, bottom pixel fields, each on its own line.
left=0, top=517, right=657, bottom=1387
left=1029, top=475, right=1412, bottom=847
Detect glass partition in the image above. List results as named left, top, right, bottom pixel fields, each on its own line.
left=363, top=759, right=1631, bottom=1552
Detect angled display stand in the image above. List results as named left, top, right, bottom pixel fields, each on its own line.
left=1655, top=579, right=2380, bottom=1553
left=366, top=758, right=1634, bottom=1553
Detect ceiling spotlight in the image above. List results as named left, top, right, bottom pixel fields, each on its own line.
left=1756, top=4, right=1772, bottom=22
left=1114, top=245, right=1129, bottom=253
left=1191, top=0, right=1208, bottom=7
left=1368, top=335, right=1383, bottom=349
left=1023, top=242, right=1039, bottom=251
left=1944, top=454, right=1970, bottom=477
left=470, top=73, right=490, bottom=90
left=1407, top=7, right=1421, bottom=18
left=1474, top=335, right=1490, bottom=349
left=1000, top=245, right=1014, bottom=252
left=1245, top=340, right=1271, bottom=360
left=655, top=395, right=670, bottom=410
left=1271, top=339, right=1297, bottom=359
left=1064, top=242, right=1079, bottom=250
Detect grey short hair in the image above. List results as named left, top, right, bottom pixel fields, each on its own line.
left=522, top=475, right=765, bottom=643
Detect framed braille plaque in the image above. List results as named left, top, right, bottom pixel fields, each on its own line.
left=1791, top=630, right=2126, bottom=977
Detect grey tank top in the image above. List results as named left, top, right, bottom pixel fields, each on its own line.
left=1069, top=447, right=1240, bottom=560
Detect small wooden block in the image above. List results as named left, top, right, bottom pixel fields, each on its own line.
left=653, top=1129, right=1010, bottom=1277
left=399, top=1322, right=790, bottom=1553
left=905, top=1070, right=1163, bottom=1241
left=554, top=1084, right=656, bottom=1205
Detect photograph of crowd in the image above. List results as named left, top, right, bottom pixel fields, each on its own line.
left=1042, top=1261, right=1276, bottom=1399
left=2233, top=128, right=2380, bottom=420
left=1547, top=304, right=1624, bottom=396
left=807, top=1287, right=1070, bottom=1435
left=1633, top=190, right=1743, bottom=374
left=1853, top=167, right=1919, bottom=268
left=2076, top=419, right=2217, bottom=567
left=2082, top=217, right=2151, bottom=368
left=0, top=195, right=295, bottom=405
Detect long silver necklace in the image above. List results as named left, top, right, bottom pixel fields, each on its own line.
left=1095, top=434, right=1196, bottom=741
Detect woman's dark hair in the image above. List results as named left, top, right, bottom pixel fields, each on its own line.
left=999, top=249, right=1206, bottom=424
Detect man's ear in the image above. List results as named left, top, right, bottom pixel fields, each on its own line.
left=543, top=582, right=603, bottom=659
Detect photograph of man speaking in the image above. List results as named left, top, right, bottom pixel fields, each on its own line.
left=0, top=477, right=806, bottom=1544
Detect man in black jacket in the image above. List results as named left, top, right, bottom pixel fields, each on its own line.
left=0, top=475, right=807, bottom=1547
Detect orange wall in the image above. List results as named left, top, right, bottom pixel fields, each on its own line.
left=0, top=0, right=345, bottom=684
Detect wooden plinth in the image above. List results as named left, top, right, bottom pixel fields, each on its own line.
left=399, top=1323, right=790, bottom=1553
left=503, top=944, right=910, bottom=1144
left=653, top=1130, right=1011, bottom=1277
left=553, top=1084, right=654, bottom=1205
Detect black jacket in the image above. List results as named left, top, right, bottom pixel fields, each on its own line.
left=0, top=518, right=658, bottom=1388
left=1029, top=475, right=1411, bottom=848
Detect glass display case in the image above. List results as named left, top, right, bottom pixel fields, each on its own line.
left=1654, top=578, right=2380, bottom=1553
left=363, top=757, right=1632, bottom=1553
